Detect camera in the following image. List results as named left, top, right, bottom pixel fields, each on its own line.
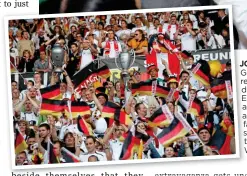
left=30, top=143, right=38, bottom=150
left=28, top=120, right=36, bottom=126
left=82, top=136, right=87, bottom=141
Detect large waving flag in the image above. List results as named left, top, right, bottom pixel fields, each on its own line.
left=119, top=132, right=141, bottom=160
left=157, top=116, right=191, bottom=147
left=211, top=78, right=227, bottom=99
left=148, top=34, right=181, bottom=77
left=65, top=101, right=91, bottom=119
left=97, top=64, right=111, bottom=79
left=148, top=104, right=174, bottom=128
left=40, top=98, right=67, bottom=117
left=77, top=115, right=93, bottom=136
left=15, top=129, right=28, bottom=154
left=40, top=84, right=61, bottom=100
left=131, top=81, right=170, bottom=98
left=187, top=96, right=204, bottom=117
left=101, top=102, right=132, bottom=126
left=191, top=60, right=211, bottom=86
left=210, top=129, right=232, bottom=155
left=101, top=102, right=121, bottom=117
left=72, top=62, right=111, bottom=93
left=61, top=147, right=80, bottom=163
left=220, top=118, right=234, bottom=137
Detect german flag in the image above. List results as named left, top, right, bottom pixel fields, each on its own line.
left=77, top=116, right=93, bottom=136
left=157, top=117, right=190, bottom=147
left=102, top=102, right=132, bottom=126
left=138, top=140, right=144, bottom=159
left=191, top=60, right=210, bottom=86
left=10, top=56, right=16, bottom=73
left=220, top=118, right=234, bottom=137
left=101, top=102, right=121, bottom=118
left=180, top=50, right=192, bottom=60
left=48, top=141, right=60, bottom=164
left=31, top=153, right=43, bottom=164
left=15, top=129, right=28, bottom=154
left=131, top=81, right=170, bottom=98
left=40, top=98, right=67, bottom=117
left=97, top=64, right=111, bottom=79
left=211, top=78, right=227, bottom=99
left=210, top=129, right=232, bottom=155
left=61, top=147, right=80, bottom=163
left=188, top=97, right=204, bottom=117
left=119, top=132, right=141, bottom=160
left=148, top=105, right=174, bottom=128
left=114, top=108, right=133, bottom=126
left=65, top=101, right=91, bottom=118
left=72, top=62, right=98, bottom=89
left=40, top=84, right=61, bottom=100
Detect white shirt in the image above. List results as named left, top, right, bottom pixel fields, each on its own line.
left=62, top=91, right=72, bottom=100
left=20, top=112, right=38, bottom=125
left=207, top=34, right=226, bottom=49
left=31, top=33, right=50, bottom=50
left=86, top=100, right=97, bottom=112
left=79, top=151, right=107, bottom=162
left=80, top=49, right=94, bottom=70
left=197, top=91, right=218, bottom=109
left=163, top=23, right=169, bottom=33
left=181, top=32, right=197, bottom=51
left=102, top=40, right=122, bottom=58
left=109, top=138, right=123, bottom=160
left=10, top=47, right=19, bottom=66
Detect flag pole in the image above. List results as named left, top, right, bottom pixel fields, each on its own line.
left=67, top=100, right=73, bottom=123
left=174, top=100, right=205, bottom=147
left=10, top=61, right=27, bottom=83
left=176, top=112, right=205, bottom=147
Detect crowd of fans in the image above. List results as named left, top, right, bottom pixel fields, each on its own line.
left=9, top=9, right=235, bottom=166
left=9, top=9, right=231, bottom=75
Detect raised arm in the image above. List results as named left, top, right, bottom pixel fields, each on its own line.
left=90, top=86, right=103, bottom=112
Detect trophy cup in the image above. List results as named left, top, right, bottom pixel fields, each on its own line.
left=115, top=49, right=136, bottom=104
left=51, top=43, right=64, bottom=73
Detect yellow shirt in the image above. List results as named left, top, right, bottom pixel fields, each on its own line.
left=128, top=38, right=148, bottom=51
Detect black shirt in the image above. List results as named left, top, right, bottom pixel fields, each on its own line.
left=65, top=146, right=76, bottom=154
left=18, top=57, right=36, bottom=72
left=66, top=52, right=81, bottom=77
